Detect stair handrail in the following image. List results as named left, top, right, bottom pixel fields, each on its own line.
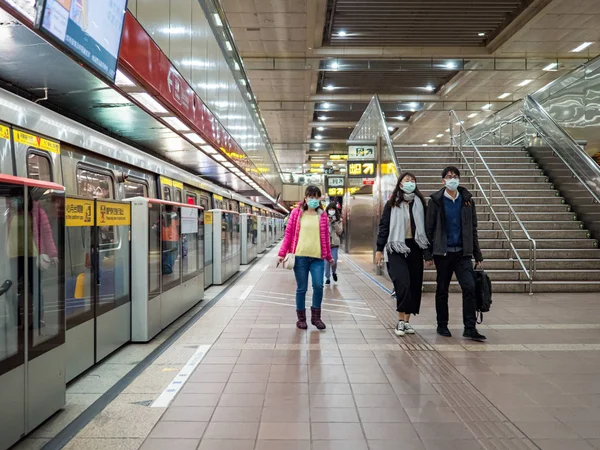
left=473, top=116, right=524, bottom=146
left=523, top=95, right=600, bottom=206
left=449, top=110, right=537, bottom=293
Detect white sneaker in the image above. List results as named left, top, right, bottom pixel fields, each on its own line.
left=395, top=321, right=405, bottom=336
left=404, top=323, right=415, bottom=334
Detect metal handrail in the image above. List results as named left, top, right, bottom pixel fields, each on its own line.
left=449, top=110, right=537, bottom=293
left=473, top=116, right=524, bottom=145
left=523, top=95, right=600, bottom=205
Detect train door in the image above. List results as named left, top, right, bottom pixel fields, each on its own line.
left=159, top=176, right=173, bottom=201
left=64, top=166, right=131, bottom=381
left=0, top=122, right=13, bottom=175
left=172, top=181, right=183, bottom=204
left=198, top=193, right=212, bottom=287
left=12, top=128, right=63, bottom=186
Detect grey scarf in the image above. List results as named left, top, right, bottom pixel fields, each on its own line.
left=384, top=196, right=429, bottom=262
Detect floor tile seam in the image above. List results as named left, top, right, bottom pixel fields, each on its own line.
left=343, top=253, right=542, bottom=448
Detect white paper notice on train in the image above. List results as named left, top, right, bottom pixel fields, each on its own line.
left=181, top=207, right=199, bottom=234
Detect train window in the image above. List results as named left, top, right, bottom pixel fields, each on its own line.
left=186, top=192, right=197, bottom=205
left=162, top=185, right=172, bottom=201
left=174, top=189, right=182, bottom=204
left=124, top=179, right=148, bottom=199
left=77, top=168, right=114, bottom=199
left=27, top=152, right=53, bottom=182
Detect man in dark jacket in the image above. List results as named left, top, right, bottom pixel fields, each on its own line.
left=425, top=166, right=486, bottom=341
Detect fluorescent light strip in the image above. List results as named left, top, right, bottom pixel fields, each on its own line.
left=518, top=79, right=533, bottom=87
left=222, top=161, right=234, bottom=168
left=201, top=145, right=217, bottom=155
left=164, top=117, right=190, bottom=131
left=184, top=133, right=206, bottom=144
left=498, top=93, right=511, bottom=99
left=213, top=154, right=226, bottom=162
left=571, top=42, right=593, bottom=53
left=213, top=13, right=223, bottom=26
left=131, top=93, right=168, bottom=114
left=115, top=70, right=136, bottom=87
left=543, top=62, right=558, bottom=71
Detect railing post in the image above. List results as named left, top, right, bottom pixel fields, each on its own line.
left=489, top=176, right=493, bottom=208
left=508, top=212, right=513, bottom=257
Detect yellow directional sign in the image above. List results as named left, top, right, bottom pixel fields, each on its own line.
left=328, top=188, right=344, bottom=196
left=348, top=160, right=376, bottom=178
left=97, top=201, right=131, bottom=226
left=66, top=198, right=94, bottom=227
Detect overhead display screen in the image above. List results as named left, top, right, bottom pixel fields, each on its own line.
left=40, top=0, right=128, bottom=81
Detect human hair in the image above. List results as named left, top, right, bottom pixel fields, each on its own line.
left=302, top=185, right=322, bottom=211
left=325, top=202, right=340, bottom=220
left=389, top=172, right=426, bottom=208
left=442, top=166, right=461, bottom=179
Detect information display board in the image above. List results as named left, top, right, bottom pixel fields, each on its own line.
left=40, top=0, right=128, bottom=81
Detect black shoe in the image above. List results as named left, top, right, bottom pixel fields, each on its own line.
left=437, top=326, right=452, bottom=337
left=325, top=279, right=331, bottom=285
left=463, top=329, right=486, bottom=341
left=332, top=273, right=338, bottom=282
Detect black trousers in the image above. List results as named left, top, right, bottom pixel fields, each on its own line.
left=387, top=240, right=424, bottom=315
left=433, top=252, right=477, bottom=329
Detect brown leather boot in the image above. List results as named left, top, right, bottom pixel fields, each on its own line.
left=296, top=310, right=307, bottom=329
left=311, top=307, right=326, bottom=330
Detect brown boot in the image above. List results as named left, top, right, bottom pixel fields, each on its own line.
left=296, top=310, right=307, bottom=329
left=311, top=307, right=326, bottom=330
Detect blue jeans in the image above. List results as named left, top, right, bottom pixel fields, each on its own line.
left=325, top=247, right=339, bottom=280
left=293, top=256, right=324, bottom=310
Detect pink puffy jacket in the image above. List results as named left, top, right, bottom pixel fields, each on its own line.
left=278, top=204, right=332, bottom=261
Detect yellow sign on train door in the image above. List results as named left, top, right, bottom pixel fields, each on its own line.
left=97, top=201, right=131, bottom=226
left=159, top=176, right=173, bottom=187
left=66, top=198, right=95, bottom=227
left=13, top=130, right=60, bottom=154
left=204, top=212, right=213, bottom=225
left=0, top=125, right=9, bottom=141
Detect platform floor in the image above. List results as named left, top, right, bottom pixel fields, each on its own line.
left=21, top=247, right=600, bottom=450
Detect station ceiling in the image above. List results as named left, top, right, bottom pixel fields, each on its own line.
left=221, top=0, right=600, bottom=174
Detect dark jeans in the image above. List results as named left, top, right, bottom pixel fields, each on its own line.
left=387, top=240, right=424, bottom=315
left=433, top=252, right=477, bottom=329
left=294, top=256, right=324, bottom=310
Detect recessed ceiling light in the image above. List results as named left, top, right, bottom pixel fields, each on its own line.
left=425, top=85, right=435, bottom=91
left=323, top=85, right=335, bottom=91
left=445, top=128, right=450, bottom=133
left=395, top=116, right=406, bottom=121
left=164, top=117, right=190, bottom=131
left=445, top=62, right=457, bottom=70
left=318, top=116, right=328, bottom=121
left=337, top=30, right=347, bottom=36
left=213, top=153, right=226, bottom=162
left=387, top=126, right=394, bottom=131
left=329, top=62, right=339, bottom=70
left=422, top=144, right=428, bottom=147
left=518, top=79, right=533, bottom=87
left=322, top=102, right=331, bottom=109
left=115, top=70, right=135, bottom=87
left=498, top=92, right=511, bottom=99
left=315, top=135, right=323, bottom=140
left=543, top=62, right=558, bottom=71
left=314, top=143, right=321, bottom=148
left=222, top=161, right=234, bottom=168
left=571, top=42, right=594, bottom=52
left=201, top=145, right=217, bottom=155
left=468, top=113, right=478, bottom=118
left=436, top=134, right=444, bottom=138
left=131, top=93, right=168, bottom=114
left=478, top=32, right=485, bottom=37
left=213, top=13, right=223, bottom=26
left=184, top=133, right=206, bottom=144
left=317, top=127, right=325, bottom=131
left=481, top=104, right=491, bottom=111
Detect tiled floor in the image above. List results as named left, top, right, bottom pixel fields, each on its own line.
left=29, top=247, right=600, bottom=449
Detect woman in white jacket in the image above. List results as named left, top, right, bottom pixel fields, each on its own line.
left=324, top=203, right=343, bottom=285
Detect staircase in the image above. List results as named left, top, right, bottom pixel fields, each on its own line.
left=394, top=145, right=600, bottom=293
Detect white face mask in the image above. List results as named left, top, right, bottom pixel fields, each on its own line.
left=328, top=210, right=336, bottom=217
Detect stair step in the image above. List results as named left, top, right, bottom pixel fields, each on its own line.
left=422, top=280, right=600, bottom=293
left=477, top=205, right=571, bottom=213
left=401, top=163, right=539, bottom=170
left=478, top=229, right=591, bottom=239
left=422, top=269, right=600, bottom=282
left=488, top=212, right=578, bottom=221
left=479, top=239, right=597, bottom=249
left=479, top=221, right=583, bottom=230
left=415, top=175, right=550, bottom=183
left=482, top=258, right=600, bottom=270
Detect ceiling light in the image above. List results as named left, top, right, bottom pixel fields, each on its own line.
left=225, top=41, right=233, bottom=52
left=446, top=128, right=450, bottom=132
left=428, top=139, right=436, bottom=143
left=498, top=92, right=511, bottom=99
left=115, top=70, right=135, bottom=87
left=201, top=145, right=217, bottom=155
left=337, top=30, right=347, bottom=37
left=329, top=62, right=339, bottom=70
left=478, top=32, right=485, bottom=37
left=395, top=116, right=406, bottom=121
left=317, top=126, right=325, bottom=131
left=445, top=62, right=457, bottom=70
left=518, top=79, right=533, bottom=87
left=409, top=102, right=418, bottom=108
left=322, top=102, right=331, bottom=109
left=468, top=113, right=478, bottom=118
left=213, top=154, right=226, bottom=162
left=422, top=144, right=428, bottom=147
left=425, top=85, right=435, bottom=91
left=387, top=126, right=394, bottom=132
left=222, top=161, right=234, bottom=168
left=571, top=42, right=594, bottom=53
left=437, top=134, right=444, bottom=138
left=543, top=62, right=558, bottom=71
left=184, top=133, right=205, bottom=144
left=213, top=13, right=223, bottom=26
left=164, top=117, right=190, bottom=131
left=131, top=93, right=168, bottom=114
left=314, top=143, right=322, bottom=148
left=323, top=85, right=335, bottom=91
left=318, top=116, right=328, bottom=121
left=315, top=135, right=323, bottom=140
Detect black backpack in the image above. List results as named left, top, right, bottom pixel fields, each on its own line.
left=475, top=270, right=492, bottom=323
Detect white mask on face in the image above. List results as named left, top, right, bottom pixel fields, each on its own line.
left=328, top=210, right=336, bottom=217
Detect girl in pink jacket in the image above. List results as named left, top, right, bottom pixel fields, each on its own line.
left=278, top=186, right=333, bottom=330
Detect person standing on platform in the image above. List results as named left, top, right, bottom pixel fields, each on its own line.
left=324, top=202, right=343, bottom=286
left=278, top=186, right=334, bottom=330
left=425, top=166, right=486, bottom=341
left=376, top=173, right=431, bottom=336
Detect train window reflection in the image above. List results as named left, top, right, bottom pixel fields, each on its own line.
left=124, top=179, right=147, bottom=199
left=27, top=152, right=53, bottom=182
left=174, top=189, right=182, bottom=204
left=162, top=186, right=171, bottom=201
left=77, top=168, right=117, bottom=249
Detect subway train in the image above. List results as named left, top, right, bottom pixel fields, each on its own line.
left=0, top=84, right=284, bottom=418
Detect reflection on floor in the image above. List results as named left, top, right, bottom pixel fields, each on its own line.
left=15, top=247, right=600, bottom=450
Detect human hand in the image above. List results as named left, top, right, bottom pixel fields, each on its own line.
left=277, top=256, right=284, bottom=267
left=425, top=259, right=434, bottom=268
left=328, top=259, right=335, bottom=267
left=475, top=261, right=483, bottom=270
left=375, top=251, right=384, bottom=266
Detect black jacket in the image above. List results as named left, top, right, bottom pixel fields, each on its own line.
left=425, top=187, right=483, bottom=262
left=376, top=201, right=432, bottom=260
